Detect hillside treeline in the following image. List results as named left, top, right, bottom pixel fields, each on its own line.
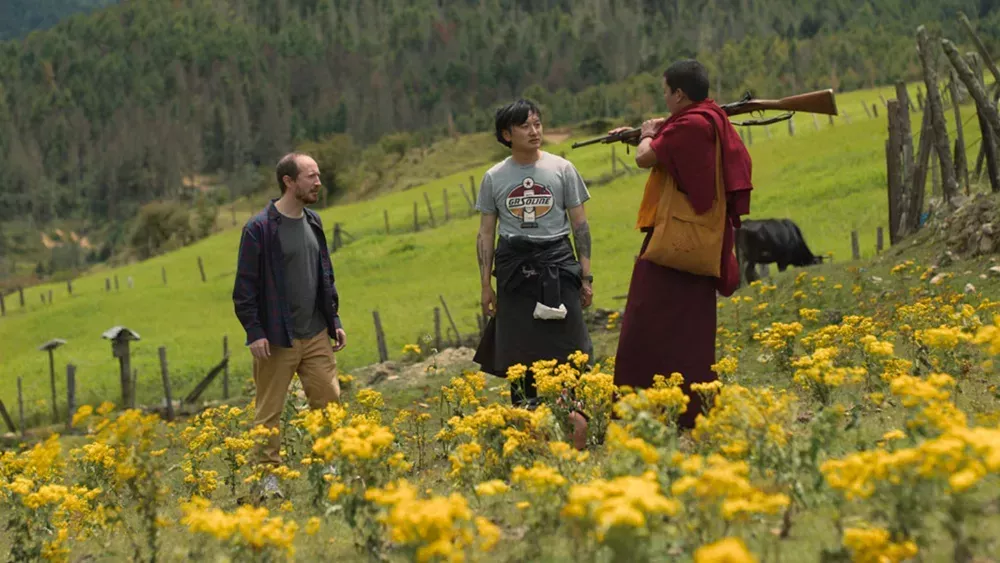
left=1, top=0, right=999, bottom=227
left=0, top=0, right=117, bottom=41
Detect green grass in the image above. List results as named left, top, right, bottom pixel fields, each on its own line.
left=0, top=79, right=992, bottom=428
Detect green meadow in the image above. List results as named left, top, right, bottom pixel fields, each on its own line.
left=0, top=81, right=987, bottom=427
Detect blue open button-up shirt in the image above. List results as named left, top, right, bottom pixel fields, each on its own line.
left=232, top=200, right=344, bottom=348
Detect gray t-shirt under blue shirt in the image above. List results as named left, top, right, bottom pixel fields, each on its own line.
left=278, top=213, right=328, bottom=340
left=476, top=151, right=591, bottom=240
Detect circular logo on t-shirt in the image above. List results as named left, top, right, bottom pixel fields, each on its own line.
left=505, top=177, right=554, bottom=228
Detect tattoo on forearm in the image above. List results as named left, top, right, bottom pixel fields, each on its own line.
left=573, top=221, right=592, bottom=260
left=477, top=232, right=491, bottom=281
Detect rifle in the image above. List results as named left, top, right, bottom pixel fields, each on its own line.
left=570, top=88, right=839, bottom=149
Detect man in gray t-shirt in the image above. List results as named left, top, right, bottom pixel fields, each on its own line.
left=473, top=98, right=592, bottom=451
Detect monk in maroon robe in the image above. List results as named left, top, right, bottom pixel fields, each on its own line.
left=609, top=59, right=753, bottom=428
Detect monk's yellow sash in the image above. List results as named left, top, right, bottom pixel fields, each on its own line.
left=637, top=139, right=727, bottom=278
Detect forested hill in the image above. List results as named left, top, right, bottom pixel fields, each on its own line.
left=2, top=0, right=1000, bottom=228
left=0, top=0, right=119, bottom=40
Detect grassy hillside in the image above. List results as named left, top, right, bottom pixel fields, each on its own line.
left=0, top=80, right=988, bottom=426
left=3, top=185, right=1000, bottom=562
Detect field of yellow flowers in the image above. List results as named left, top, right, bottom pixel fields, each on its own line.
left=4, top=257, right=1000, bottom=563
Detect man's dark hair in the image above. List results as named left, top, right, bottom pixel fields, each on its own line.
left=276, top=153, right=303, bottom=194
left=494, top=99, right=541, bottom=147
left=664, top=59, right=710, bottom=102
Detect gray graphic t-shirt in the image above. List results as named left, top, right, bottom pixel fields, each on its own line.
left=476, top=151, right=591, bottom=240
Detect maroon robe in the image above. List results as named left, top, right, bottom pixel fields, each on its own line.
left=613, top=100, right=753, bottom=428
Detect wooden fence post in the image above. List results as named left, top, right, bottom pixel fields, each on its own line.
left=197, top=256, right=206, bottom=282
left=182, top=356, right=231, bottom=406
left=413, top=202, right=419, bottom=232
left=19, top=287, right=24, bottom=307
left=159, top=346, right=174, bottom=422
left=459, top=183, right=475, bottom=212
left=788, top=118, right=795, bottom=136
left=862, top=101, right=872, bottom=118
left=917, top=26, right=960, bottom=206
left=931, top=149, right=940, bottom=197
left=222, top=335, right=230, bottom=400
left=332, top=223, right=343, bottom=251
left=443, top=188, right=450, bottom=222
left=948, top=73, right=970, bottom=193
left=423, top=192, right=436, bottom=227
left=384, top=210, right=391, bottom=235
left=611, top=145, right=617, bottom=175
left=886, top=100, right=904, bottom=245
left=968, top=52, right=1000, bottom=193
left=0, top=292, right=5, bottom=317
left=17, top=377, right=25, bottom=439
left=959, top=11, right=1000, bottom=86
left=106, top=332, right=137, bottom=411
left=895, top=82, right=914, bottom=228
left=434, top=307, right=442, bottom=352
left=162, top=266, right=167, bottom=286
left=906, top=108, right=933, bottom=234
left=46, top=347, right=58, bottom=424
left=946, top=42, right=1000, bottom=158
left=66, top=364, right=76, bottom=431
left=0, top=399, right=15, bottom=433
left=851, top=231, right=860, bottom=260
left=373, top=311, right=388, bottom=363
left=469, top=175, right=476, bottom=205
left=114, top=275, right=119, bottom=291
left=47, top=289, right=52, bottom=304
left=439, top=295, right=462, bottom=347
left=877, top=227, right=884, bottom=253
left=67, top=279, right=73, bottom=295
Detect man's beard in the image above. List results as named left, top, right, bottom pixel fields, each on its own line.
left=297, top=187, right=319, bottom=203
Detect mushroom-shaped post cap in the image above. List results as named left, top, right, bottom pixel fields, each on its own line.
left=101, top=326, right=141, bottom=342
left=38, top=338, right=67, bottom=352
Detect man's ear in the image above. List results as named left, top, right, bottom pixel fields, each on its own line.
left=502, top=128, right=512, bottom=143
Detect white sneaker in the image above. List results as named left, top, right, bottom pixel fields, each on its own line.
left=255, top=474, right=284, bottom=502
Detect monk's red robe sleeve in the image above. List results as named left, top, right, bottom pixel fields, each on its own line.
left=649, top=114, right=718, bottom=214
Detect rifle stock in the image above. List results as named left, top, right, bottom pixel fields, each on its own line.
left=571, top=88, right=838, bottom=149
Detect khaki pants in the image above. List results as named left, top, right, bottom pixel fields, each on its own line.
left=252, top=331, right=341, bottom=466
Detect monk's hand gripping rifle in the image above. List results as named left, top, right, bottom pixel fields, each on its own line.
left=570, top=88, right=839, bottom=149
